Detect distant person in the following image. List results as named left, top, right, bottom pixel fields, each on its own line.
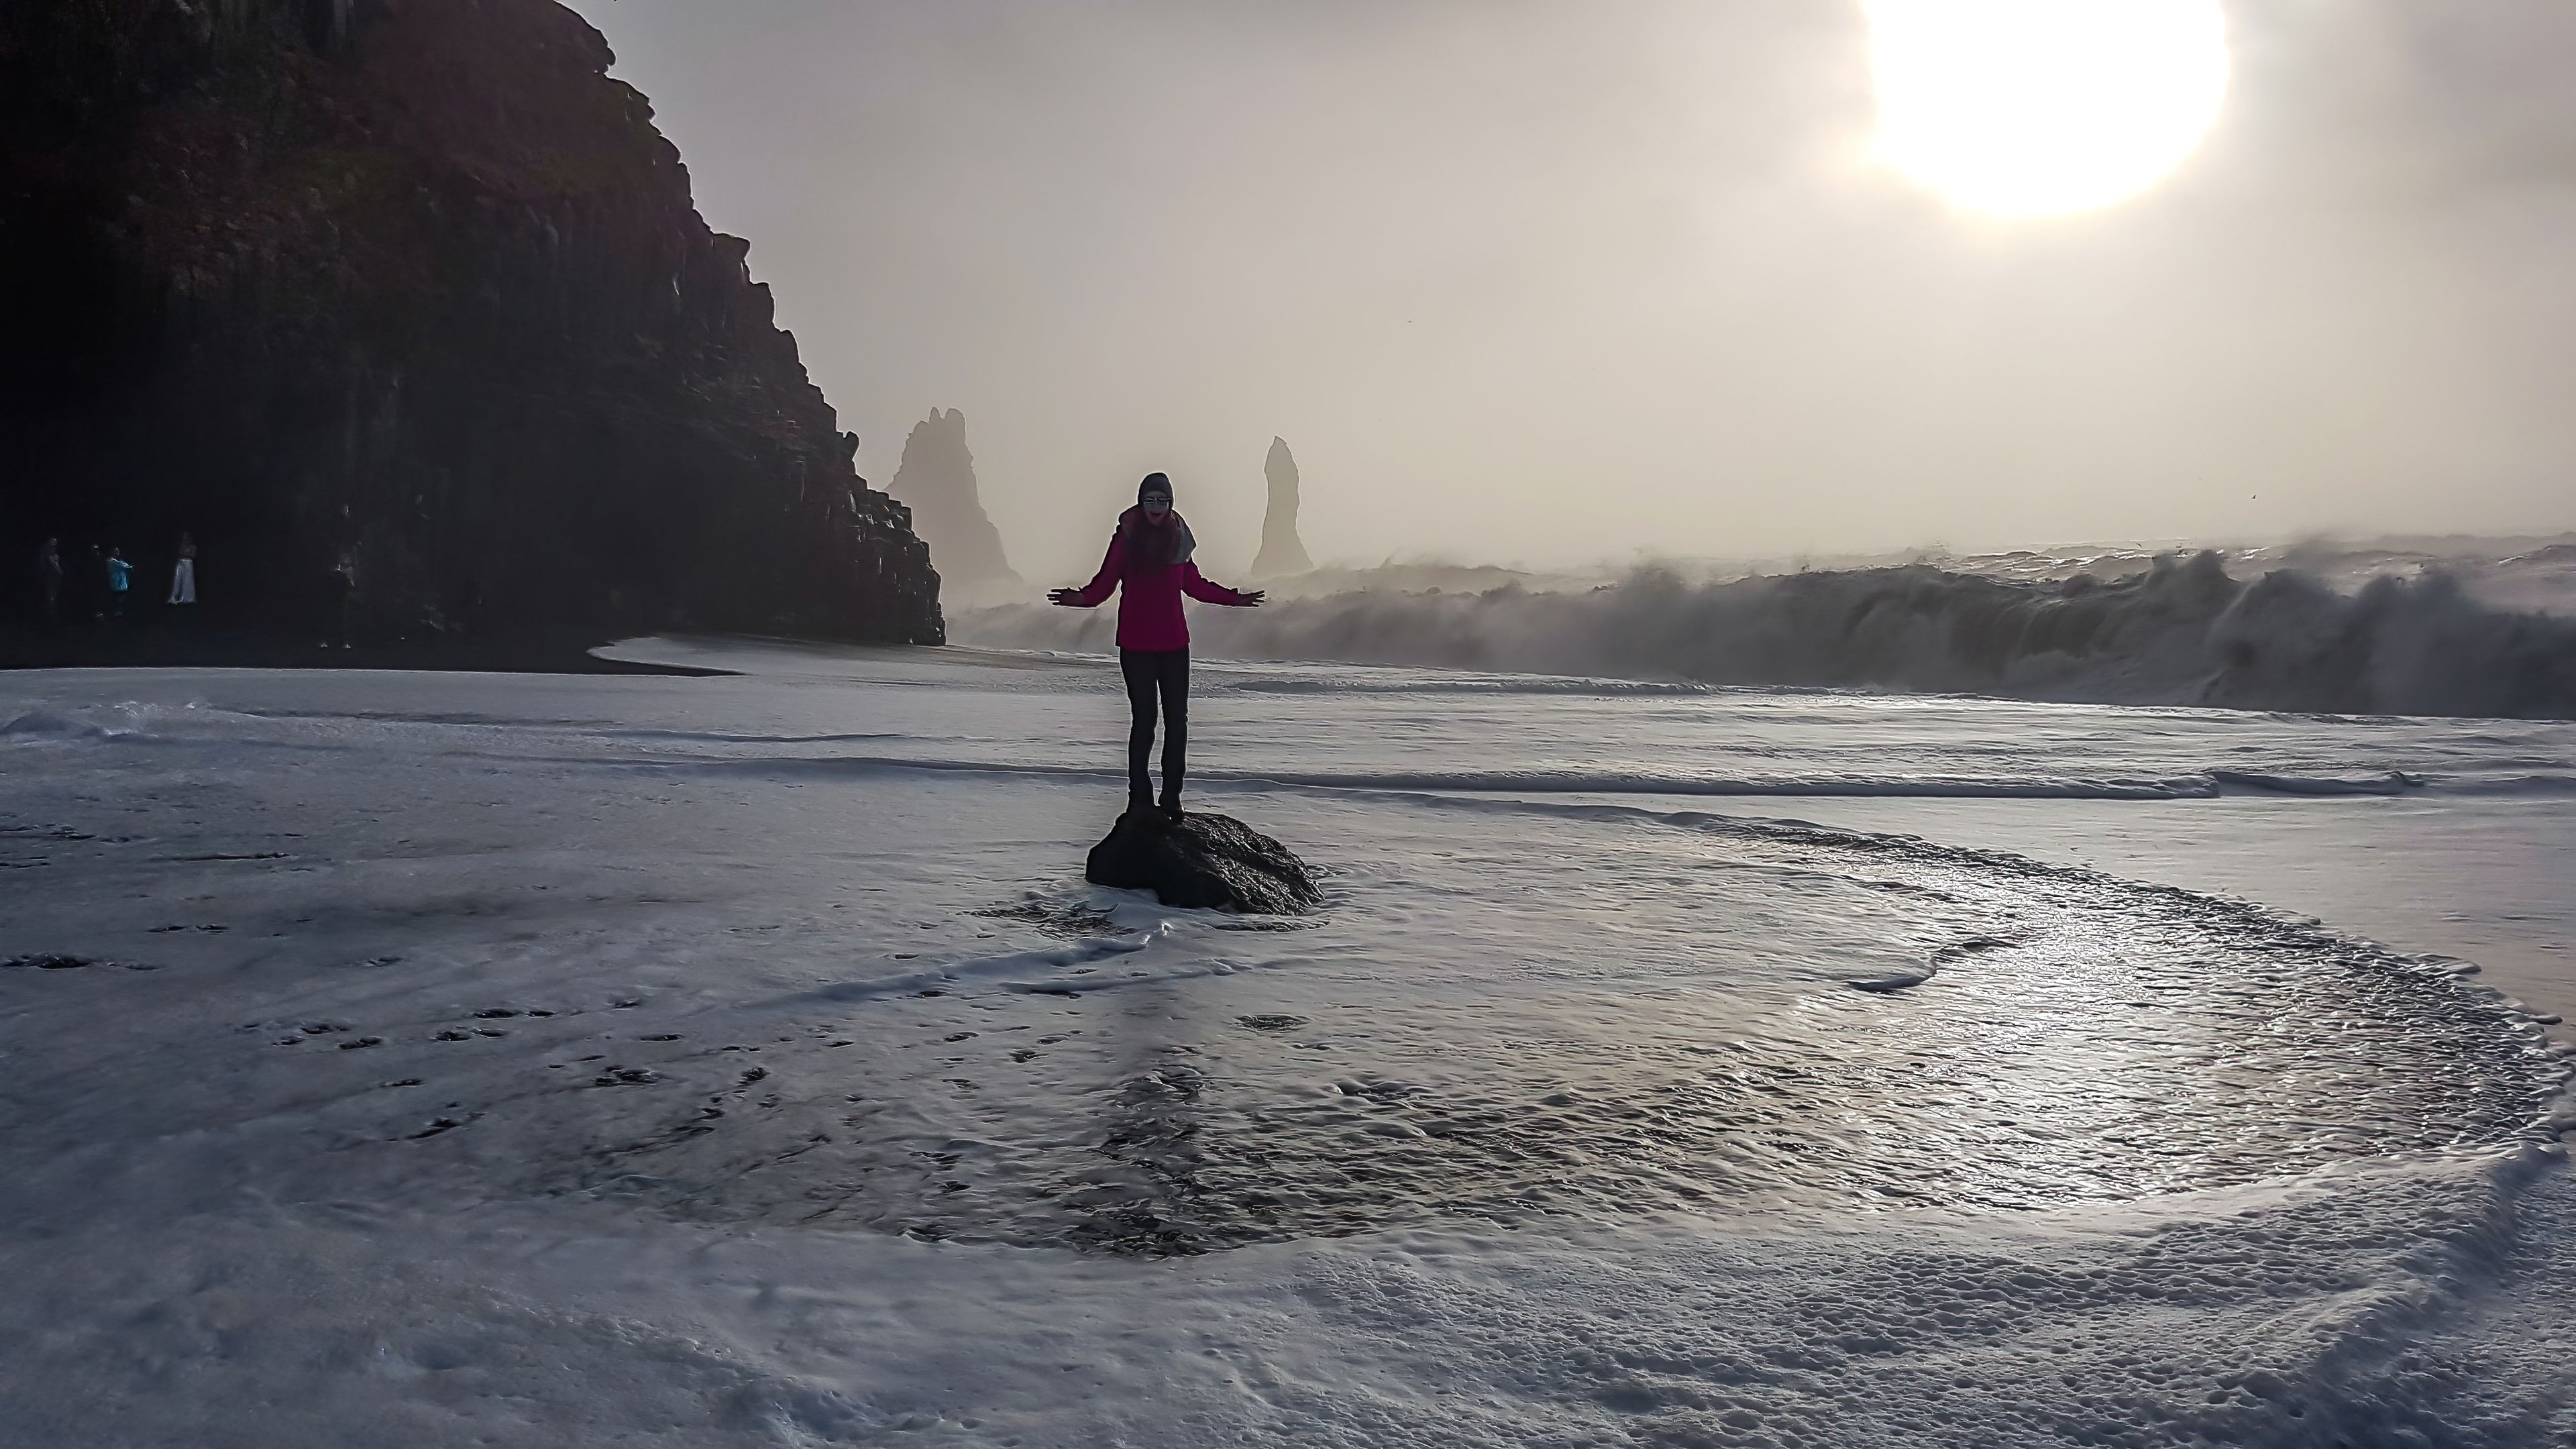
left=37, top=538, right=62, bottom=625
left=323, top=549, right=356, bottom=649
left=104, top=545, right=131, bottom=619
left=167, top=534, right=198, bottom=608
left=76, top=543, right=105, bottom=621
left=1050, top=472, right=1263, bottom=819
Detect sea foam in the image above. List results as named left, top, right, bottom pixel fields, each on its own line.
left=960, top=553, right=2576, bottom=720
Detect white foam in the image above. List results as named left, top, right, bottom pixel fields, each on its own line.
left=0, top=649, right=2568, bottom=1446
left=958, top=552, right=2576, bottom=720
left=0, top=704, right=148, bottom=742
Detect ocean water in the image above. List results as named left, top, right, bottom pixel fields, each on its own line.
left=1, top=641, right=2570, bottom=1446
left=957, top=535, right=2576, bottom=720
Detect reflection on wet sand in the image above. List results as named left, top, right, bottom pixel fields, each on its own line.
left=537, top=811, right=2561, bottom=1254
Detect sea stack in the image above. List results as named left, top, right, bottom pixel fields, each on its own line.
left=1250, top=437, right=1315, bottom=578
left=0, top=0, right=941, bottom=646
left=886, top=409, right=1021, bottom=598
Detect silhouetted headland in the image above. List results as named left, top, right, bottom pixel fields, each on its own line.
left=0, top=0, right=943, bottom=663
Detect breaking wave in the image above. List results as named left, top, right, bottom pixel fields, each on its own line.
left=0, top=706, right=149, bottom=743
left=958, top=552, right=2576, bottom=720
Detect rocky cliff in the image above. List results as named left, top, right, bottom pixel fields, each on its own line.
left=1250, top=436, right=1313, bottom=578
left=0, top=0, right=942, bottom=645
left=885, top=407, right=1018, bottom=600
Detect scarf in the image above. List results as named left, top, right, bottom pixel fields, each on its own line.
left=1118, top=504, right=1195, bottom=571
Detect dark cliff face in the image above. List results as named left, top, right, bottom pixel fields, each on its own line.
left=0, top=0, right=943, bottom=645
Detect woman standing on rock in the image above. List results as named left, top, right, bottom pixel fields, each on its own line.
left=1050, top=472, right=1263, bottom=820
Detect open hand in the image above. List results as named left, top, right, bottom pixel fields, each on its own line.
left=1237, top=590, right=1267, bottom=606
left=1047, top=588, right=1083, bottom=606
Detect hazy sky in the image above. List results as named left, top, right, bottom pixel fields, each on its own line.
left=561, top=0, right=2576, bottom=577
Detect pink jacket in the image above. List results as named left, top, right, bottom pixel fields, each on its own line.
left=1066, top=529, right=1255, bottom=651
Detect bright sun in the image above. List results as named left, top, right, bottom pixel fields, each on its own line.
left=1864, top=0, right=2231, bottom=217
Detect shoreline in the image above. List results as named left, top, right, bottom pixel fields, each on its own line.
left=0, top=625, right=736, bottom=678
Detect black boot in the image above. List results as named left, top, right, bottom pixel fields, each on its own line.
left=1158, top=791, right=1183, bottom=823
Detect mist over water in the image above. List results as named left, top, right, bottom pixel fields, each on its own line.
left=558, top=0, right=2576, bottom=569
left=963, top=545, right=2576, bottom=720
left=11, top=0, right=2576, bottom=1438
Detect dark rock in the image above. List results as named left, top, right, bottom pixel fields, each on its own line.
left=1085, top=810, right=1321, bottom=914
left=1250, top=437, right=1314, bottom=578
left=3, top=954, right=99, bottom=970
left=0, top=0, right=941, bottom=646
left=886, top=408, right=1019, bottom=600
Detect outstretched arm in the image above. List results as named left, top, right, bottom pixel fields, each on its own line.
left=1049, top=532, right=1127, bottom=607
left=1179, top=564, right=1265, bottom=607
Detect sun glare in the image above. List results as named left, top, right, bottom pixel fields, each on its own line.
left=1864, top=0, right=2231, bottom=217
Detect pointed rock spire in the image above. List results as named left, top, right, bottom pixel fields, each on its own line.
left=887, top=408, right=1020, bottom=596
left=1250, top=436, right=1313, bottom=578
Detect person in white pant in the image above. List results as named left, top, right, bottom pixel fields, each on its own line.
left=168, top=535, right=197, bottom=606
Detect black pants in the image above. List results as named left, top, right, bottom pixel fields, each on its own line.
left=1120, top=647, right=1188, bottom=806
